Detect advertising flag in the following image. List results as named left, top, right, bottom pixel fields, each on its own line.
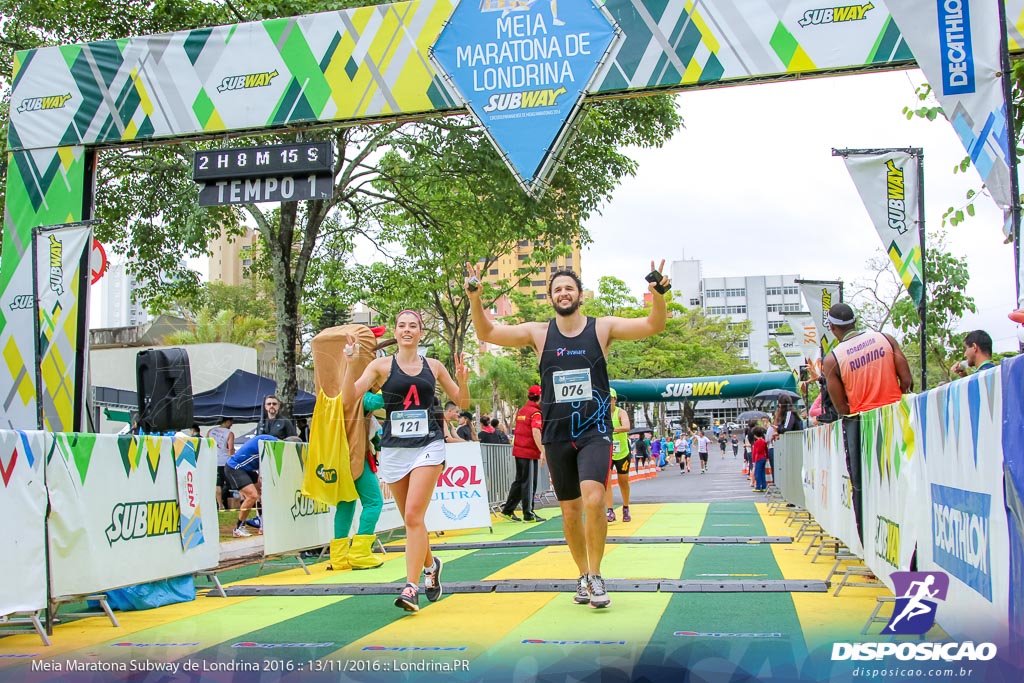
left=841, top=150, right=924, bottom=305
left=771, top=331, right=804, bottom=373
left=797, top=280, right=843, bottom=355
left=783, top=312, right=820, bottom=362
left=34, top=223, right=92, bottom=432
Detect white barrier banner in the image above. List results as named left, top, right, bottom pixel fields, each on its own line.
left=802, top=422, right=863, bottom=555
left=425, top=442, right=491, bottom=532
left=260, top=440, right=335, bottom=556
left=860, top=397, right=924, bottom=589
left=0, top=430, right=47, bottom=615
left=47, top=433, right=219, bottom=598
left=914, top=371, right=1009, bottom=644
left=173, top=436, right=209, bottom=550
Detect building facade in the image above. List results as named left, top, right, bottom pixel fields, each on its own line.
left=208, top=227, right=260, bottom=286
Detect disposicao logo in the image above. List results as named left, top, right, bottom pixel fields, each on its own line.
left=831, top=571, right=997, bottom=662
left=17, top=93, right=72, bottom=113
left=798, top=3, right=874, bottom=27
left=937, top=0, right=975, bottom=95
left=217, top=70, right=279, bottom=93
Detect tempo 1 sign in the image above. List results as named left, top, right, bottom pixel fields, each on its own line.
left=193, top=142, right=333, bottom=181
left=197, top=174, right=333, bottom=206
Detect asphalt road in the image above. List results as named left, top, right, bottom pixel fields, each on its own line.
left=614, top=451, right=770, bottom=504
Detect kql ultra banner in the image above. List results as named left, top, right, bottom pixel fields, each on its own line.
left=46, top=433, right=219, bottom=598
left=0, top=430, right=47, bottom=616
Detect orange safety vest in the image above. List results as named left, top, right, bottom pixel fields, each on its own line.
left=833, top=330, right=903, bottom=414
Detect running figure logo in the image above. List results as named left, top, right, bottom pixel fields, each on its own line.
left=882, top=571, right=949, bottom=635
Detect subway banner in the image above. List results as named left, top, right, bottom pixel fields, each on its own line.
left=801, top=421, right=863, bottom=555
left=46, top=433, right=218, bottom=599
left=913, top=368, right=1010, bottom=645
left=840, top=150, right=924, bottom=306
left=260, top=440, right=336, bottom=557
left=34, top=223, right=92, bottom=434
left=797, top=280, right=843, bottom=355
left=859, top=396, right=924, bottom=589
left=0, top=430, right=47, bottom=616
left=611, top=371, right=797, bottom=403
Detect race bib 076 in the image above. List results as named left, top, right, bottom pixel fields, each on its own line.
left=552, top=369, right=593, bottom=404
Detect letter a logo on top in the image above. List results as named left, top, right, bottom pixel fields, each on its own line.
left=430, top=0, right=619, bottom=197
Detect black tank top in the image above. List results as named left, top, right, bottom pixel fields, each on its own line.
left=380, top=355, right=442, bottom=448
left=539, top=317, right=611, bottom=445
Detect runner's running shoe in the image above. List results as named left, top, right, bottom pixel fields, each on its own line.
left=232, top=526, right=251, bottom=538
left=424, top=556, right=443, bottom=602
left=500, top=511, right=522, bottom=522
left=395, top=584, right=420, bottom=612
left=622, top=506, right=631, bottom=523
left=606, top=508, right=616, bottom=522
left=573, top=575, right=590, bottom=605
left=524, top=513, right=546, bottom=522
left=588, top=574, right=611, bottom=608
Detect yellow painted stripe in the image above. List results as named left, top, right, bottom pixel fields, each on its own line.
left=329, top=592, right=557, bottom=661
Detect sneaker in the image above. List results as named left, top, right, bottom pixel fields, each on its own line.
left=606, top=508, right=616, bottom=522
left=423, top=556, right=443, bottom=602
left=500, top=511, right=522, bottom=522
left=752, top=488, right=765, bottom=493
left=573, top=575, right=590, bottom=605
left=395, top=584, right=420, bottom=612
left=232, top=526, right=251, bottom=538
left=622, top=507, right=631, bottom=523
left=523, top=513, right=546, bottom=523
left=588, top=574, right=611, bottom=609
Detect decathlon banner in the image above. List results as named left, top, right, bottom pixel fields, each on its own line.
left=0, top=430, right=47, bottom=616
left=913, top=369, right=1010, bottom=644
left=1000, top=355, right=1024, bottom=648
left=801, top=421, right=863, bottom=555
left=260, top=440, right=335, bottom=556
left=772, top=331, right=804, bottom=372
left=797, top=280, right=843, bottom=355
left=425, top=442, right=491, bottom=532
left=887, top=2, right=1011, bottom=236
left=840, top=150, right=924, bottom=306
left=33, top=223, right=92, bottom=433
left=859, top=397, right=925, bottom=589
left=430, top=0, right=619, bottom=195
left=46, top=433, right=219, bottom=599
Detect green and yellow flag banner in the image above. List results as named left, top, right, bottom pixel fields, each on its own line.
left=840, top=151, right=924, bottom=306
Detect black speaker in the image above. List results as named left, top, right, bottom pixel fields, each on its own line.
left=136, top=348, right=194, bottom=433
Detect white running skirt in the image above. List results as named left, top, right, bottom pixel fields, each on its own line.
left=378, top=439, right=446, bottom=484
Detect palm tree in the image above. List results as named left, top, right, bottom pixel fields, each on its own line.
left=163, top=309, right=274, bottom=346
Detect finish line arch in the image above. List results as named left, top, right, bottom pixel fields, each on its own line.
left=1, top=0, right=1016, bottom=430
left=610, top=371, right=796, bottom=403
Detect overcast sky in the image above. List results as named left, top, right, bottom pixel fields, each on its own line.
left=581, top=69, right=1021, bottom=352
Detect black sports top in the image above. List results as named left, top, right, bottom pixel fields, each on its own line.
left=380, top=355, right=442, bottom=448
left=538, top=317, right=611, bottom=445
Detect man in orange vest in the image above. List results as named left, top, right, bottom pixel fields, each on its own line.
left=822, top=302, right=913, bottom=540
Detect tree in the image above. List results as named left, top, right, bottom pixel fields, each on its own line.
left=163, top=308, right=274, bottom=346
left=468, top=354, right=538, bottom=424
left=850, top=236, right=976, bottom=386
left=357, top=97, right=682, bottom=369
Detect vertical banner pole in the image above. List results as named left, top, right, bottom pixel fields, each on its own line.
left=998, top=0, right=1023, bottom=347
left=30, top=230, right=44, bottom=431
left=917, top=150, right=927, bottom=392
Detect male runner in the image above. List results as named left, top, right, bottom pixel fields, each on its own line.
left=467, top=260, right=670, bottom=609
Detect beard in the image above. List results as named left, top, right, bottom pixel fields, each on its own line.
left=553, top=297, right=581, bottom=317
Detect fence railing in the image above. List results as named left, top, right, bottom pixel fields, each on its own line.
left=478, top=443, right=555, bottom=508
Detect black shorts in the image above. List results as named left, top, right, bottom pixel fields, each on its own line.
left=225, top=467, right=258, bottom=491
left=217, top=465, right=228, bottom=488
left=610, top=457, right=631, bottom=476
left=546, top=439, right=612, bottom=500
left=699, top=451, right=709, bottom=463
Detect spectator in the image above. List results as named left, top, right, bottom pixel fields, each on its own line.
left=295, top=416, right=310, bottom=442
left=775, top=395, right=803, bottom=433
left=822, top=302, right=912, bottom=542
left=190, top=423, right=201, bottom=437
left=478, top=416, right=498, bottom=443
left=634, top=432, right=650, bottom=471
left=751, top=426, right=768, bottom=492
left=442, top=401, right=463, bottom=442
left=650, top=436, right=662, bottom=469
left=208, top=417, right=235, bottom=511
left=501, top=386, right=545, bottom=522
left=952, top=329, right=996, bottom=378
left=256, top=395, right=298, bottom=439
left=456, top=411, right=477, bottom=441
left=491, top=416, right=510, bottom=444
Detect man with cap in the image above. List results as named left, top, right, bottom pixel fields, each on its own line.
left=500, top=385, right=546, bottom=522
left=821, top=302, right=912, bottom=541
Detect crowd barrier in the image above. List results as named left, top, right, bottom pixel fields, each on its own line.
left=260, top=441, right=493, bottom=559
left=773, top=432, right=805, bottom=509
left=778, top=355, right=1024, bottom=647
left=0, top=432, right=219, bottom=619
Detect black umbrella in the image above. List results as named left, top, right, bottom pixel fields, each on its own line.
left=628, top=427, right=652, bottom=436
left=736, top=410, right=770, bottom=422
left=753, top=389, right=802, bottom=401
